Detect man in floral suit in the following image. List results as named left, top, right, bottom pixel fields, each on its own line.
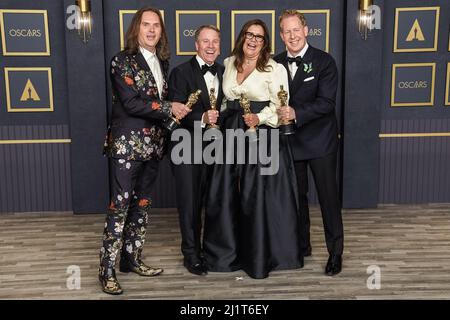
left=99, top=7, right=190, bottom=295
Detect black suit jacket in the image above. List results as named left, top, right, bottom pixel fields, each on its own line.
left=274, top=46, right=339, bottom=161
left=104, top=50, right=172, bottom=161
left=168, top=56, right=225, bottom=131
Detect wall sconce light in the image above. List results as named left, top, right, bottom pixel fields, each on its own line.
left=358, top=0, right=373, bottom=40
left=75, top=0, right=92, bottom=43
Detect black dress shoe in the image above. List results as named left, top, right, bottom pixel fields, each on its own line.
left=325, top=254, right=342, bottom=276
left=99, top=267, right=123, bottom=295
left=303, top=245, right=312, bottom=257
left=184, top=260, right=207, bottom=276
left=119, top=258, right=163, bottom=277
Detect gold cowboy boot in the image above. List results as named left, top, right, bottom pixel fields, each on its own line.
left=119, top=256, right=163, bottom=277
left=99, top=267, right=123, bottom=295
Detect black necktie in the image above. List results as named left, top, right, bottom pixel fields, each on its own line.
left=287, top=56, right=303, bottom=66
left=201, top=63, right=217, bottom=76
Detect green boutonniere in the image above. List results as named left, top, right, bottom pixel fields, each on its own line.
left=303, top=62, right=313, bottom=74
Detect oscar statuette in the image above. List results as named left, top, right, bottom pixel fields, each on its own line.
left=239, top=93, right=257, bottom=133
left=277, top=85, right=295, bottom=135
left=207, top=87, right=219, bottom=129
left=164, top=89, right=202, bottom=132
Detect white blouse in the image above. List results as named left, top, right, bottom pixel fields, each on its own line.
left=221, top=56, right=290, bottom=128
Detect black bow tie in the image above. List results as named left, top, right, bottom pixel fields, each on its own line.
left=288, top=56, right=303, bottom=66
left=201, top=63, right=217, bottom=76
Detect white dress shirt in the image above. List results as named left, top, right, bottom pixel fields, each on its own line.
left=140, top=46, right=164, bottom=97
left=287, top=42, right=309, bottom=79
left=196, top=55, right=219, bottom=99
left=196, top=55, right=219, bottom=127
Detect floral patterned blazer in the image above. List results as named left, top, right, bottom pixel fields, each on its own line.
left=104, top=50, right=172, bottom=161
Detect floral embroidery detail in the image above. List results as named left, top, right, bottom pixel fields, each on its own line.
left=138, top=198, right=151, bottom=207
left=124, top=76, right=134, bottom=86
left=134, top=70, right=149, bottom=88
left=151, top=101, right=160, bottom=110
left=100, top=193, right=153, bottom=269
left=99, top=205, right=127, bottom=268
left=117, top=159, right=132, bottom=170
left=126, top=244, right=133, bottom=254
left=146, top=87, right=158, bottom=97
left=105, top=127, right=166, bottom=161
left=114, top=222, right=124, bottom=233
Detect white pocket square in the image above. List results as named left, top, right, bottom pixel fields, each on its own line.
left=304, top=76, right=315, bottom=82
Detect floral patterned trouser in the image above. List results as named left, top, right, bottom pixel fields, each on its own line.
left=99, top=158, right=160, bottom=273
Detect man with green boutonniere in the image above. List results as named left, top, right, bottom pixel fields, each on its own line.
left=274, top=9, right=344, bottom=277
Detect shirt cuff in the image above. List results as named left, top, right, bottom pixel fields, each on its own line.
left=256, top=113, right=267, bottom=126
left=201, top=113, right=207, bottom=128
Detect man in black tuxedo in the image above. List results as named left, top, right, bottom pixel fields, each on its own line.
left=274, top=10, right=344, bottom=276
left=168, top=25, right=224, bottom=276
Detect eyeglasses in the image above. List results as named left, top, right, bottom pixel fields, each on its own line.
left=244, top=32, right=264, bottom=43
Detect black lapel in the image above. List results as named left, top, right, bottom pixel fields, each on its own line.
left=291, top=45, right=315, bottom=94
left=216, top=63, right=225, bottom=109
left=134, top=51, right=150, bottom=71
left=278, top=51, right=293, bottom=84
left=279, top=51, right=297, bottom=96
left=190, top=56, right=210, bottom=110
left=135, top=51, right=165, bottom=99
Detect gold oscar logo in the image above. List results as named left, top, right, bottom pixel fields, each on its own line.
left=20, top=79, right=41, bottom=101
left=406, top=19, right=425, bottom=42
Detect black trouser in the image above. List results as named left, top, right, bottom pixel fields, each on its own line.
left=294, top=152, right=344, bottom=256
left=171, top=162, right=208, bottom=265
left=99, top=158, right=159, bottom=272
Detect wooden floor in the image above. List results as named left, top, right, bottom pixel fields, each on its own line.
left=1, top=204, right=450, bottom=300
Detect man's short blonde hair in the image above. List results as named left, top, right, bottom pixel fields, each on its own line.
left=279, top=9, right=307, bottom=29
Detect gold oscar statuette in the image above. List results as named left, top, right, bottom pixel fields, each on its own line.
left=164, top=89, right=202, bottom=132
left=277, top=85, right=295, bottom=135
left=278, top=85, right=288, bottom=108
left=185, top=89, right=202, bottom=110
left=207, top=88, right=219, bottom=129
left=239, top=93, right=256, bottom=133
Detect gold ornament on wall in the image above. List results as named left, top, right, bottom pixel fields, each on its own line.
left=358, top=0, right=373, bottom=40
left=76, top=0, right=92, bottom=43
